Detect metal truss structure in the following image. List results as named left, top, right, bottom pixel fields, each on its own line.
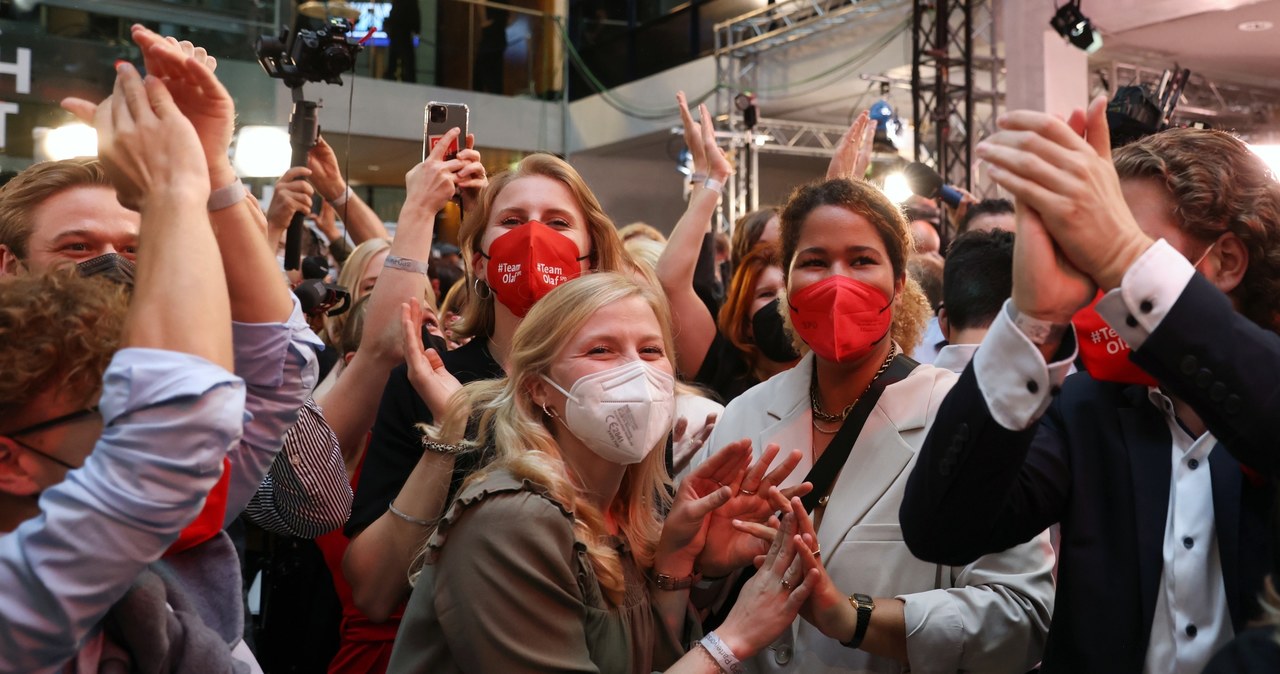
left=911, top=0, right=1001, bottom=234
left=1100, top=62, right=1280, bottom=133
left=713, top=0, right=905, bottom=227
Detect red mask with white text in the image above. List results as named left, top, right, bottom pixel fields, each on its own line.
left=788, top=276, right=893, bottom=363
left=1071, top=291, right=1157, bottom=387
left=481, top=221, right=589, bottom=317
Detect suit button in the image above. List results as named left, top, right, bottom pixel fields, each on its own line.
left=1183, top=536, right=1194, bottom=549
left=1209, top=382, right=1227, bottom=402
left=774, top=644, right=793, bottom=665
left=956, top=423, right=969, bottom=442
left=1180, top=355, right=1199, bottom=375
left=1225, top=394, right=1243, bottom=415
left=1139, top=299, right=1154, bottom=313
left=1188, top=459, right=1200, bottom=470
left=1194, top=368, right=1213, bottom=389
left=1186, top=624, right=1198, bottom=638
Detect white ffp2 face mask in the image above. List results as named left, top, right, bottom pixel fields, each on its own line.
left=541, top=360, right=676, bottom=465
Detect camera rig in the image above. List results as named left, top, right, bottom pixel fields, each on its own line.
left=254, top=5, right=364, bottom=271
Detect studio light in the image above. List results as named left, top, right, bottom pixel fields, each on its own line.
left=39, top=123, right=97, bottom=160
left=232, top=125, right=291, bottom=178
left=1051, top=1, right=1103, bottom=54
left=1249, top=145, right=1280, bottom=176
left=882, top=172, right=913, bottom=204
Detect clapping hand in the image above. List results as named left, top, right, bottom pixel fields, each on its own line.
left=677, top=91, right=733, bottom=185
left=401, top=300, right=462, bottom=419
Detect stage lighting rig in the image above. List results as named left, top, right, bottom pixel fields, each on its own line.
left=1051, top=1, right=1103, bottom=54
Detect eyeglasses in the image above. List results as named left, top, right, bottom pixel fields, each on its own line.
left=0, top=407, right=100, bottom=470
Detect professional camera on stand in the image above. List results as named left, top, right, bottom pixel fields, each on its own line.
left=254, top=1, right=364, bottom=272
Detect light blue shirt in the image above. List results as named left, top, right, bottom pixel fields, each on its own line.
left=0, top=348, right=245, bottom=673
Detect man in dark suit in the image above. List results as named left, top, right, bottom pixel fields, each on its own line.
left=899, top=96, right=1280, bottom=673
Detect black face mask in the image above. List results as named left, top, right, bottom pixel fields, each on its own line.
left=422, top=325, right=449, bottom=354
left=76, top=253, right=135, bottom=287
left=751, top=298, right=801, bottom=363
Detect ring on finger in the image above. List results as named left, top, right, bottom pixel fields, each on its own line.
left=739, top=487, right=757, bottom=496
left=780, top=578, right=794, bottom=591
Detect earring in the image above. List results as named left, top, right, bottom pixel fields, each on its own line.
left=472, top=277, right=492, bottom=299
left=541, top=401, right=558, bottom=419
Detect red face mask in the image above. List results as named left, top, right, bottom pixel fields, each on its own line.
left=788, top=275, right=893, bottom=363
left=1071, top=291, right=1157, bottom=387
left=481, top=221, right=589, bottom=317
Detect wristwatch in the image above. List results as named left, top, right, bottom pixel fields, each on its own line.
left=841, top=593, right=875, bottom=649
left=653, top=571, right=701, bottom=591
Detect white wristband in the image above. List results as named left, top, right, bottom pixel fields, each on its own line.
left=384, top=254, right=430, bottom=276
left=699, top=631, right=745, bottom=674
left=330, top=185, right=354, bottom=207
left=207, top=178, right=247, bottom=212
left=702, top=178, right=724, bottom=194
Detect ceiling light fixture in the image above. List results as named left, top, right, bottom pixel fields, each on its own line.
left=1050, top=1, right=1103, bottom=54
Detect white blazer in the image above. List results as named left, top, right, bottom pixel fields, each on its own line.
left=700, top=352, right=1055, bottom=674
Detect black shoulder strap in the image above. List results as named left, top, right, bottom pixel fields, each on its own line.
left=799, top=353, right=918, bottom=512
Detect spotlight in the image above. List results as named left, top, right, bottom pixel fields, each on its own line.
left=882, top=172, right=913, bottom=204
left=1250, top=145, right=1280, bottom=177
left=232, top=126, right=291, bottom=178
left=1051, top=1, right=1103, bottom=54
left=39, top=123, right=98, bottom=160
left=734, top=92, right=758, bottom=130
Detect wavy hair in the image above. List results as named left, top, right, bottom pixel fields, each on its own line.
left=433, top=272, right=674, bottom=605
left=1113, top=128, right=1280, bottom=332
left=0, top=159, right=112, bottom=259
left=453, top=154, right=627, bottom=341
left=0, top=271, right=128, bottom=415
left=777, top=177, right=930, bottom=352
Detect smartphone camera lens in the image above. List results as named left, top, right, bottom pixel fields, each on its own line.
left=429, top=106, right=446, bottom=123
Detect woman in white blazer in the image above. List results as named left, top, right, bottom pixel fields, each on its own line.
left=697, top=178, right=1055, bottom=674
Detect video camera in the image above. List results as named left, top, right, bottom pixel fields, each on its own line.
left=255, top=16, right=363, bottom=89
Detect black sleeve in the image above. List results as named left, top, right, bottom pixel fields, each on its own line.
left=692, top=232, right=724, bottom=319
left=345, top=363, right=432, bottom=536
left=900, top=362, right=1071, bottom=566
left=1129, top=274, right=1280, bottom=477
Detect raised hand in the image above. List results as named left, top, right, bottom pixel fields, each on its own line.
left=401, top=301, right=462, bottom=418
left=455, top=135, right=488, bottom=213
left=977, top=95, right=1155, bottom=290
left=403, top=127, right=466, bottom=220
left=827, top=110, right=877, bottom=181
left=1009, top=198, right=1097, bottom=325
left=130, top=25, right=237, bottom=188
left=266, top=166, right=316, bottom=243
left=715, top=500, right=818, bottom=659
left=698, top=444, right=812, bottom=577
left=677, top=92, right=734, bottom=184
left=655, top=439, right=750, bottom=573
left=672, top=412, right=718, bottom=475
left=68, top=63, right=208, bottom=210
left=307, top=136, right=350, bottom=203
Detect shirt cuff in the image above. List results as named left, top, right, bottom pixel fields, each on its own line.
left=899, top=591, right=963, bottom=673
left=973, top=300, right=1076, bottom=431
left=100, top=348, right=242, bottom=424
left=1094, top=239, right=1195, bottom=351
left=231, top=296, right=324, bottom=387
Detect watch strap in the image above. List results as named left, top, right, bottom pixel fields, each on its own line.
left=842, top=593, right=875, bottom=649
left=653, top=571, right=701, bottom=591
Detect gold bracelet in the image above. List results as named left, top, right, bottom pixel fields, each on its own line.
left=422, top=440, right=467, bottom=455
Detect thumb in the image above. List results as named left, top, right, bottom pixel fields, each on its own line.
left=61, top=97, right=98, bottom=124
left=1084, top=94, right=1111, bottom=160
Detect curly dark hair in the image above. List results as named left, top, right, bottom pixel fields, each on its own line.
left=1114, top=128, right=1280, bottom=332
left=0, top=271, right=128, bottom=416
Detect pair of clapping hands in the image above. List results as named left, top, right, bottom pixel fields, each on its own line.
left=62, top=25, right=232, bottom=210
left=978, top=96, right=1157, bottom=326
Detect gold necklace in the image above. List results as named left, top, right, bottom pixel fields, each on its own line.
left=810, top=344, right=898, bottom=429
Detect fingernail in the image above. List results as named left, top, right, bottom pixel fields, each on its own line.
left=974, top=143, right=988, bottom=157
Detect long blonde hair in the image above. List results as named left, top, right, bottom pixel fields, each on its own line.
left=326, top=237, right=391, bottom=346
left=452, top=154, right=628, bottom=341
left=435, top=272, right=675, bottom=605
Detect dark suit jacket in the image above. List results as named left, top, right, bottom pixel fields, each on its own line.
left=900, top=274, right=1277, bottom=672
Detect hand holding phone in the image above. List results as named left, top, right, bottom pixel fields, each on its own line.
left=425, top=102, right=469, bottom=161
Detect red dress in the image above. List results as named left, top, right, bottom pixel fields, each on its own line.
left=315, top=458, right=406, bottom=674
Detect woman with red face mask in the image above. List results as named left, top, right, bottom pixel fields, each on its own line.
left=694, top=178, right=1057, bottom=674
left=341, top=153, right=632, bottom=627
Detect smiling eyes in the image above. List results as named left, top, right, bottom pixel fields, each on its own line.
left=586, top=344, right=665, bottom=357
left=498, top=216, right=572, bottom=228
